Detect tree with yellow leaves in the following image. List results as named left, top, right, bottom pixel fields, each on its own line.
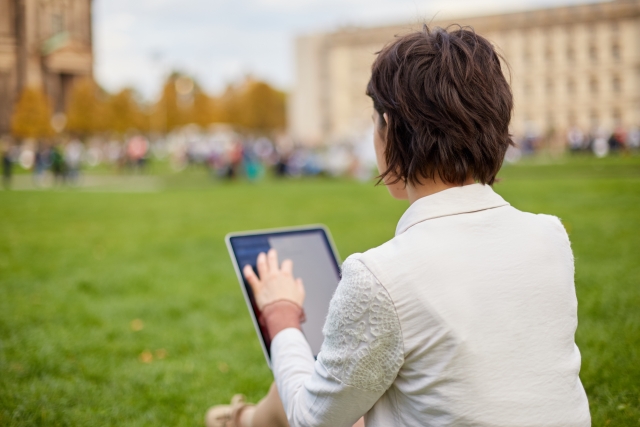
left=238, top=79, right=286, bottom=133
left=191, top=89, right=217, bottom=128
left=217, top=77, right=286, bottom=134
left=105, top=88, right=147, bottom=135
left=11, top=87, right=54, bottom=139
left=151, top=73, right=183, bottom=133
left=66, top=78, right=105, bottom=136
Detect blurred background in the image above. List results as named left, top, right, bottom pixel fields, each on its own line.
left=0, top=0, right=639, bottom=185
left=0, top=0, right=639, bottom=426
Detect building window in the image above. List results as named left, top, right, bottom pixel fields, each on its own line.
left=612, top=76, right=621, bottom=93
left=546, top=79, right=554, bottom=94
left=590, top=78, right=598, bottom=94
left=523, top=48, right=531, bottom=64
left=567, top=78, right=576, bottom=94
left=589, top=45, right=597, bottom=63
left=524, top=81, right=532, bottom=95
left=612, top=44, right=621, bottom=61
left=566, top=47, right=575, bottom=62
left=545, top=46, right=553, bottom=63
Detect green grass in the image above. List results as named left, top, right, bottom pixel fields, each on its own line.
left=1, top=155, right=639, bottom=426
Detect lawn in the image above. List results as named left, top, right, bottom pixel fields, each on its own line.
left=1, top=155, right=639, bottom=426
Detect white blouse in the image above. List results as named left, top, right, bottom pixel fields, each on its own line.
left=271, top=184, right=591, bottom=427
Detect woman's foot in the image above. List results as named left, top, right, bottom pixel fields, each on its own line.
left=205, top=394, right=255, bottom=427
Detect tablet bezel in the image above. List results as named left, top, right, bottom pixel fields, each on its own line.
left=225, top=224, right=341, bottom=368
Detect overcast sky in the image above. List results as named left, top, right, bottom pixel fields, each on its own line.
left=93, top=0, right=604, bottom=100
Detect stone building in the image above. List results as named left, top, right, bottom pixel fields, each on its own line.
left=0, top=0, right=93, bottom=135
left=289, top=0, right=640, bottom=146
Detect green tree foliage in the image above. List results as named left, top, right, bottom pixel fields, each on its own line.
left=11, top=87, right=54, bottom=139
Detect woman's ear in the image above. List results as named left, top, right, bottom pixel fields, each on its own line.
left=383, top=112, right=389, bottom=126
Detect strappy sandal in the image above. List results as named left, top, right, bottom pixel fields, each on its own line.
left=205, top=394, right=255, bottom=427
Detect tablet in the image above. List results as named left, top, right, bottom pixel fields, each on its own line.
left=225, top=225, right=341, bottom=367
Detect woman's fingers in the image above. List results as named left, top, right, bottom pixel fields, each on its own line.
left=267, top=248, right=279, bottom=272
left=296, top=278, right=305, bottom=300
left=281, top=259, right=293, bottom=275
left=243, top=264, right=262, bottom=293
left=256, top=252, right=268, bottom=278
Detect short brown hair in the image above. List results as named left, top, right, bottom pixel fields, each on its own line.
left=366, top=25, right=513, bottom=186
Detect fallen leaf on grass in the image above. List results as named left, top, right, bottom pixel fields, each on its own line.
left=139, top=351, right=153, bottom=363
left=131, top=319, right=144, bottom=331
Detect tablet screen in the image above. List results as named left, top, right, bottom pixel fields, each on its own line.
left=227, top=227, right=341, bottom=362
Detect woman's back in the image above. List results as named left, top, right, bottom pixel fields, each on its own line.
left=355, top=184, right=590, bottom=426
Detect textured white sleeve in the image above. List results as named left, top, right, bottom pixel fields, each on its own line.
left=318, top=256, right=404, bottom=392
left=271, top=255, right=404, bottom=427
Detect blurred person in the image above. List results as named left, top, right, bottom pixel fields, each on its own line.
left=65, top=139, right=84, bottom=185
left=608, top=126, right=626, bottom=152
left=567, top=126, right=585, bottom=153
left=274, top=150, right=290, bottom=178
left=2, top=143, right=13, bottom=189
left=33, top=142, right=51, bottom=187
left=225, top=140, right=244, bottom=179
left=126, top=136, right=149, bottom=172
left=51, top=143, right=66, bottom=185
left=592, top=127, right=609, bottom=158
left=521, top=127, right=539, bottom=155
left=628, top=127, right=640, bottom=150
left=206, top=26, right=590, bottom=427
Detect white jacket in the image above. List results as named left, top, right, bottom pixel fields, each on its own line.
left=271, top=183, right=591, bottom=427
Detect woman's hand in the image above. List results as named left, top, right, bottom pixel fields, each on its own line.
left=243, top=249, right=305, bottom=311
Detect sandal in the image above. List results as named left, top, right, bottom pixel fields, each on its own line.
left=205, top=394, right=255, bottom=427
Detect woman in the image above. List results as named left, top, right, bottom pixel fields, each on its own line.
left=207, top=25, right=590, bottom=427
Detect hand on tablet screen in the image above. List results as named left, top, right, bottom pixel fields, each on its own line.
left=243, top=248, right=306, bottom=310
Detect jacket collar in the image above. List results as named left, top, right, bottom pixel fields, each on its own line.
left=395, top=184, right=510, bottom=236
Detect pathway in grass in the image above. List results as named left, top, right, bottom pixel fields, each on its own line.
left=1, top=156, right=639, bottom=426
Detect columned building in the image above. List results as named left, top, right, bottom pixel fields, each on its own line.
left=0, top=0, right=93, bottom=134
left=289, top=0, right=640, bottom=146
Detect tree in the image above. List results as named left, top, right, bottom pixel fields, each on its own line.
left=238, top=79, right=286, bottom=133
left=151, top=73, right=185, bottom=133
left=66, top=78, right=105, bottom=136
left=11, top=87, right=54, bottom=139
left=105, top=88, right=147, bottom=135
left=191, top=89, right=216, bottom=128
left=214, top=77, right=286, bottom=134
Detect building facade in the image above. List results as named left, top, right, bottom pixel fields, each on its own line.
left=0, top=0, right=93, bottom=135
left=289, top=0, right=640, bottom=146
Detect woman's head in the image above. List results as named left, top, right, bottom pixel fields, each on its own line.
left=367, top=25, right=513, bottom=192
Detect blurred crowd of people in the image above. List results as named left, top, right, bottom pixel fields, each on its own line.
left=503, top=125, right=640, bottom=163
left=162, top=125, right=377, bottom=181
left=0, top=125, right=377, bottom=189
left=1, top=135, right=152, bottom=189
left=2, top=123, right=639, bottom=189
left=565, top=126, right=639, bottom=157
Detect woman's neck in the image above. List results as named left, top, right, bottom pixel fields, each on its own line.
left=406, top=176, right=476, bottom=204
